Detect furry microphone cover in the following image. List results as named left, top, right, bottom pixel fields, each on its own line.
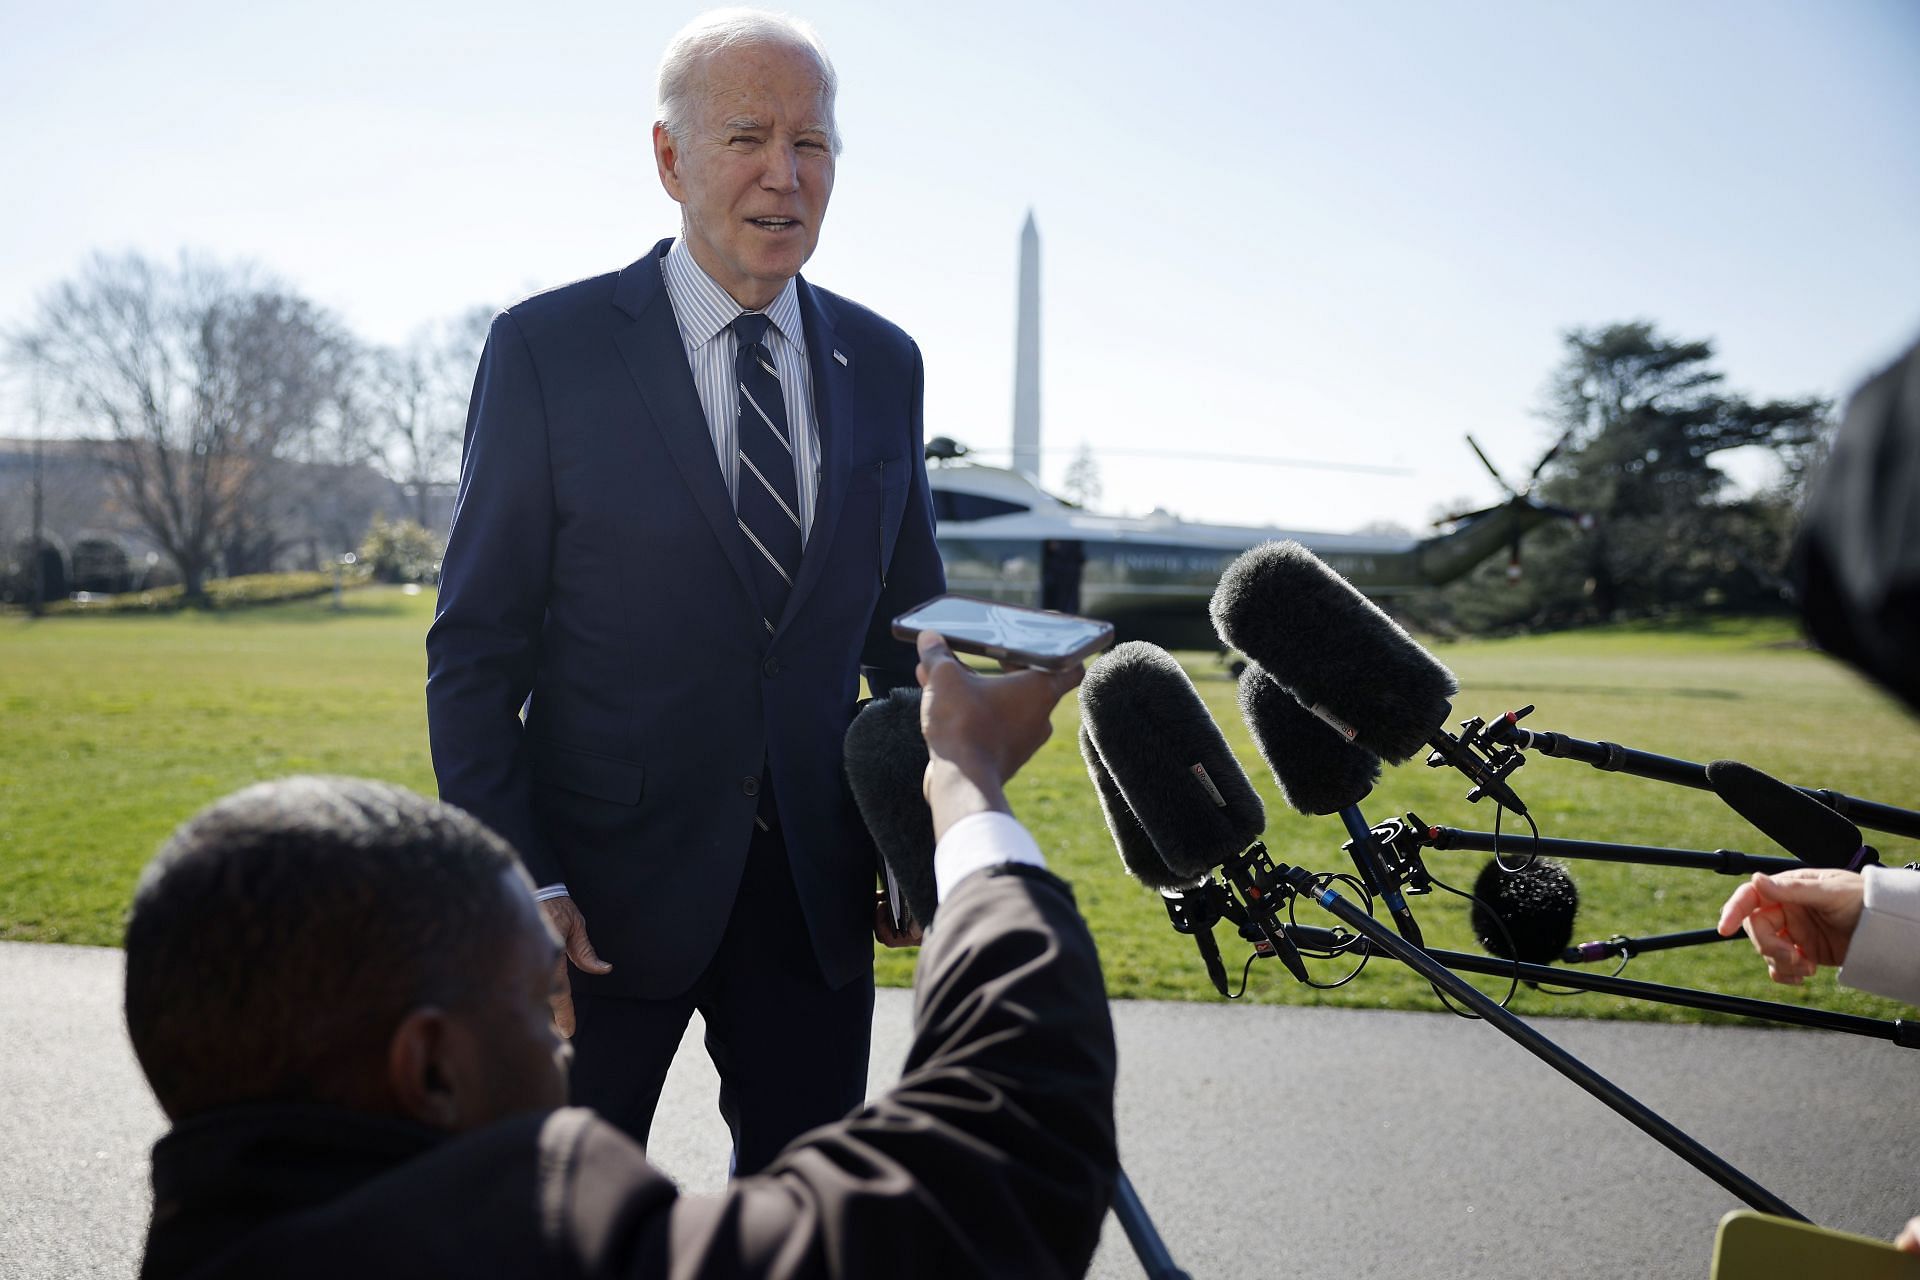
left=1079, top=641, right=1265, bottom=881
left=1079, top=722, right=1190, bottom=890
left=1211, top=540, right=1457, bottom=763
left=842, top=687, right=939, bottom=928
left=1237, top=660, right=1382, bottom=815
left=1470, top=858, right=1579, bottom=965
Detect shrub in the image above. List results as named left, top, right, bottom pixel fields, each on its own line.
left=34, top=572, right=356, bottom=616
left=358, top=516, right=443, bottom=584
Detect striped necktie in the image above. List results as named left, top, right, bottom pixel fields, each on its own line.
left=731, top=311, right=803, bottom=632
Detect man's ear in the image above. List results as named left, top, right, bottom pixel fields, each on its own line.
left=386, top=1007, right=463, bottom=1130
left=653, top=123, right=686, bottom=203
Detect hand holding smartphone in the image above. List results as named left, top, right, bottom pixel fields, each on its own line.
left=891, top=594, right=1114, bottom=672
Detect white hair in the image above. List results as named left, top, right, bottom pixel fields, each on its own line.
left=656, top=8, right=841, bottom=154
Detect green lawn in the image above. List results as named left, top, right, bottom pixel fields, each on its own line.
left=4, top=589, right=1916, bottom=1028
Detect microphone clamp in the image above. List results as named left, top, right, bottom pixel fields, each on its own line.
left=1423, top=705, right=1531, bottom=815
left=1161, top=882, right=1236, bottom=998
left=1215, top=842, right=1313, bottom=983
left=1353, top=815, right=1434, bottom=898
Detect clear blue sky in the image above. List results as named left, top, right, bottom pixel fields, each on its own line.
left=3, top=0, right=1916, bottom=532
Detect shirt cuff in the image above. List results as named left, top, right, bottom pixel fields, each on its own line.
left=533, top=884, right=571, bottom=903
left=934, top=811, right=1046, bottom=904
left=1838, top=865, right=1920, bottom=1006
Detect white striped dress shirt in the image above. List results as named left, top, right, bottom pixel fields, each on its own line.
left=532, top=244, right=829, bottom=903
left=660, top=237, right=822, bottom=543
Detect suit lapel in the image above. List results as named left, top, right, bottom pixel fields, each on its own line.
left=610, top=241, right=760, bottom=611
left=782, top=277, right=854, bottom=632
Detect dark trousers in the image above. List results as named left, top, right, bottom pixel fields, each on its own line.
left=567, top=819, right=875, bottom=1177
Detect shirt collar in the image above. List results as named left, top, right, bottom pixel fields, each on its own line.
left=662, top=237, right=804, bottom=352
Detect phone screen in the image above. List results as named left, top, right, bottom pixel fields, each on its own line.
left=893, top=595, right=1112, bottom=665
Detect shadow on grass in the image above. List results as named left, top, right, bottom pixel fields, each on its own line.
left=200, top=595, right=424, bottom=624
left=2, top=587, right=428, bottom=626
left=1468, top=682, right=1744, bottom=701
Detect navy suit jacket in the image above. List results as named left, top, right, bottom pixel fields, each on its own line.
left=426, top=239, right=946, bottom=997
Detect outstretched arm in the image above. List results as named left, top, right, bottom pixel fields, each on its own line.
left=635, top=634, right=1113, bottom=1277
left=1715, top=867, right=1863, bottom=985
left=1717, top=865, right=1920, bottom=1006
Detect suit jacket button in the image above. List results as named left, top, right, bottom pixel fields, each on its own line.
left=742, top=776, right=760, bottom=797
left=762, top=657, right=781, bottom=678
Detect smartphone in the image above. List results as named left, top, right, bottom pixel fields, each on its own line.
left=1711, top=1211, right=1920, bottom=1279
left=892, top=594, right=1115, bottom=672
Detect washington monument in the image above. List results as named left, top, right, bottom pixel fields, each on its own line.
left=1012, top=210, right=1041, bottom=480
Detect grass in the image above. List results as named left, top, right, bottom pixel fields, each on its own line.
left=4, top=591, right=1917, bottom=1029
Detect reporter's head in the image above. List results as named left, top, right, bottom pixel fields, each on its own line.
left=124, top=776, right=568, bottom=1130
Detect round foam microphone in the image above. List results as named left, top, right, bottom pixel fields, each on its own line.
left=1470, top=858, right=1579, bottom=965
left=842, top=688, right=940, bottom=928
left=1078, top=641, right=1265, bottom=882
left=1210, top=540, right=1458, bottom=763
left=1237, top=661, right=1382, bottom=815
left=1704, top=759, right=1871, bottom=870
left=1079, top=723, right=1191, bottom=890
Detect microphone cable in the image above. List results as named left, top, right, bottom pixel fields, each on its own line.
left=1284, top=869, right=1373, bottom=991
left=1420, top=865, right=1526, bottom=1016
left=1490, top=799, right=1545, bottom=873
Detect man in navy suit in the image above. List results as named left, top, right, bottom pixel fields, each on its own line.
left=426, top=9, right=945, bottom=1174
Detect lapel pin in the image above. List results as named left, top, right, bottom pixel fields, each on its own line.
left=832, top=349, right=848, bottom=366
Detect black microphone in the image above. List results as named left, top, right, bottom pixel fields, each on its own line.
left=1562, top=928, right=1739, bottom=964
left=843, top=688, right=940, bottom=929
left=1211, top=540, right=1456, bottom=763
left=1212, top=541, right=1530, bottom=816
left=1080, top=642, right=1310, bottom=981
left=1236, top=661, right=1381, bottom=814
left=1705, top=759, right=1878, bottom=871
left=1159, top=880, right=1235, bottom=998
left=1078, top=642, right=1266, bottom=880
left=1081, top=720, right=1238, bottom=998
left=1470, top=858, right=1579, bottom=966
left=1236, top=661, right=1424, bottom=943
left=1079, top=722, right=1187, bottom=889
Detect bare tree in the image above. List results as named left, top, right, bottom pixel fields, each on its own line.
left=370, top=305, right=491, bottom=527
left=1061, top=441, right=1103, bottom=508
left=10, top=251, right=355, bottom=598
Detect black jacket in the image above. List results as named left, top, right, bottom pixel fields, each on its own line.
left=143, top=863, right=1118, bottom=1279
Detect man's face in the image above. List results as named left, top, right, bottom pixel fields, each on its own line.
left=451, top=872, right=571, bottom=1127
left=654, top=40, right=836, bottom=310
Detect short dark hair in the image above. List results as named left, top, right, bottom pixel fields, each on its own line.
left=124, top=776, right=531, bottom=1121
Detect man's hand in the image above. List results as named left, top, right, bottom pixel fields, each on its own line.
left=873, top=888, right=923, bottom=948
left=542, top=896, right=613, bottom=1037
left=1896, top=1216, right=1920, bottom=1254
left=914, top=630, right=1082, bottom=840
left=1715, top=868, right=1865, bottom=986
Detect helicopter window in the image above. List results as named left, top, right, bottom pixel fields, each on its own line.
left=932, top=491, right=1030, bottom=521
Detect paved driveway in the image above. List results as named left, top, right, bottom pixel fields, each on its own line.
left=3, top=940, right=1913, bottom=1278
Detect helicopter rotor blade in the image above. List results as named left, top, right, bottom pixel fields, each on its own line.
left=1434, top=503, right=1502, bottom=528
left=1527, top=426, right=1575, bottom=489
left=1465, top=434, right=1517, bottom=497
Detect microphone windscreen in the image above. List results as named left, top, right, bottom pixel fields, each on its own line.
left=1705, top=759, right=1862, bottom=869
left=1079, top=723, right=1191, bottom=890
left=1470, top=858, right=1579, bottom=965
left=1210, top=540, right=1458, bottom=762
left=843, top=688, right=939, bottom=928
left=1079, top=641, right=1265, bottom=880
left=1237, top=661, right=1381, bottom=815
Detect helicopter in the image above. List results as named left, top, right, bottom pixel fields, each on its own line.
left=924, top=212, right=1583, bottom=649
left=923, top=432, right=1583, bottom=651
